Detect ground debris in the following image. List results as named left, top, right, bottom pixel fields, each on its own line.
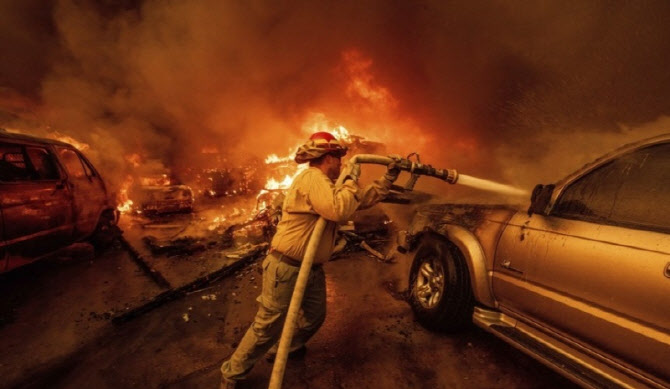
left=360, top=241, right=395, bottom=262
left=118, top=235, right=172, bottom=289
left=142, top=235, right=207, bottom=257
left=112, top=242, right=267, bottom=324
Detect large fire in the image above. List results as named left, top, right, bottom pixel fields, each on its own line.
left=261, top=118, right=354, bottom=193
left=44, top=50, right=397, bottom=218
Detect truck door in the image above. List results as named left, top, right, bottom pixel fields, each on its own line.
left=55, top=147, right=107, bottom=238
left=0, top=142, right=74, bottom=270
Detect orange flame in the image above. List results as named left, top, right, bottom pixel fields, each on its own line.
left=261, top=120, right=357, bottom=194
left=125, top=153, right=142, bottom=168
left=48, top=132, right=90, bottom=151
left=264, top=154, right=292, bottom=164
left=117, top=175, right=135, bottom=213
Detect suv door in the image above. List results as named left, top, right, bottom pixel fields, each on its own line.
left=0, top=142, right=74, bottom=271
left=495, top=142, right=670, bottom=385
left=54, top=147, right=107, bottom=238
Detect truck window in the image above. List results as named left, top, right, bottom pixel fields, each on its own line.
left=26, top=147, right=60, bottom=180
left=553, top=142, right=670, bottom=232
left=0, top=143, right=33, bottom=181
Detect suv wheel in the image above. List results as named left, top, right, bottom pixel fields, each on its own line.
left=91, top=210, right=120, bottom=251
left=409, top=234, right=474, bottom=332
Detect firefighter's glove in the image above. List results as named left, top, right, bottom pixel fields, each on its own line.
left=343, top=161, right=361, bottom=183
left=384, top=156, right=402, bottom=183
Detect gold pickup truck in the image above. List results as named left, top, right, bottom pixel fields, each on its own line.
left=0, top=130, right=118, bottom=272
left=402, top=134, right=670, bottom=388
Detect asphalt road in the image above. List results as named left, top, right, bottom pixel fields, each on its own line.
left=0, top=243, right=578, bottom=389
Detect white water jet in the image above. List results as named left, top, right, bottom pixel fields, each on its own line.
left=457, top=174, right=529, bottom=197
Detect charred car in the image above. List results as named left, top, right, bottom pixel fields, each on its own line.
left=0, top=130, right=118, bottom=272
left=131, top=174, right=194, bottom=215
left=402, top=134, right=670, bottom=388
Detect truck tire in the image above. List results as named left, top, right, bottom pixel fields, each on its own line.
left=409, top=234, right=474, bottom=332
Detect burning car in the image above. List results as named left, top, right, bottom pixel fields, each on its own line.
left=402, top=134, right=670, bottom=389
left=131, top=174, right=194, bottom=215
left=0, top=130, right=118, bottom=272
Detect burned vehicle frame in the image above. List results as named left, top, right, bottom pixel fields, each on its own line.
left=127, top=172, right=194, bottom=216
left=0, top=130, right=118, bottom=272
left=401, top=134, right=670, bottom=389
left=137, top=184, right=194, bottom=216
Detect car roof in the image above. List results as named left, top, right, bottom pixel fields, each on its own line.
left=0, top=128, right=73, bottom=147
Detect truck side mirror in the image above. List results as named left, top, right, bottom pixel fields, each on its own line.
left=528, top=184, right=555, bottom=216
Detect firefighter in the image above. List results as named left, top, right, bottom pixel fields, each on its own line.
left=220, top=132, right=400, bottom=388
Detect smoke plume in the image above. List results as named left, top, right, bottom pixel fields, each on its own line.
left=2, top=0, right=670, bottom=195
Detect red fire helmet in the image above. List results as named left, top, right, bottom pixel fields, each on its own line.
left=294, top=131, right=348, bottom=163
left=309, top=131, right=337, bottom=142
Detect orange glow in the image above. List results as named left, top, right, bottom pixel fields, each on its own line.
left=264, top=154, right=292, bottom=164
left=301, top=113, right=357, bottom=142
left=342, top=50, right=397, bottom=111
left=262, top=153, right=307, bottom=193
left=48, top=132, right=90, bottom=151
left=140, top=174, right=171, bottom=186
left=117, top=198, right=134, bottom=213
left=117, top=175, right=135, bottom=214
left=260, top=118, right=354, bottom=195
left=125, top=153, right=142, bottom=168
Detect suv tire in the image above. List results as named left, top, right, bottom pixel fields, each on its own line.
left=409, top=234, right=474, bottom=332
left=91, top=210, right=120, bottom=252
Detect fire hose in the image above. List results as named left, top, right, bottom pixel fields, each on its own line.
left=268, top=154, right=458, bottom=389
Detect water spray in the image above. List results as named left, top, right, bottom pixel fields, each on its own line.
left=268, top=153, right=525, bottom=389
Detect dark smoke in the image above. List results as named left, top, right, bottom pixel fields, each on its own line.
left=2, top=0, right=670, bottom=194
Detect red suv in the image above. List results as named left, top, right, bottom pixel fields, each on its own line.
left=0, top=130, right=118, bottom=272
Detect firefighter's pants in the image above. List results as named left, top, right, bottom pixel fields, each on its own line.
left=220, top=252, right=326, bottom=381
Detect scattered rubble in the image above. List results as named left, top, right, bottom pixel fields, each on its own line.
left=142, top=235, right=207, bottom=257
left=112, top=242, right=268, bottom=324
left=360, top=241, right=394, bottom=263
left=331, top=208, right=394, bottom=261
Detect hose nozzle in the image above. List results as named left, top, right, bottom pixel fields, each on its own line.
left=395, top=158, right=458, bottom=184
left=343, top=154, right=458, bottom=187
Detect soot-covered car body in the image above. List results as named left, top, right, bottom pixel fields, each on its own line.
left=401, top=134, right=670, bottom=388
left=0, top=130, right=118, bottom=272
left=136, top=184, right=194, bottom=215
left=129, top=173, right=194, bottom=215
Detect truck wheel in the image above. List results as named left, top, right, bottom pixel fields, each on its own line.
left=409, top=234, right=474, bottom=332
left=91, top=210, right=120, bottom=252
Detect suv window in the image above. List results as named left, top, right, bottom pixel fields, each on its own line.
left=0, top=143, right=31, bottom=181
left=26, top=147, right=60, bottom=180
left=57, top=147, right=87, bottom=179
left=78, top=152, right=96, bottom=177
left=552, top=142, right=670, bottom=232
